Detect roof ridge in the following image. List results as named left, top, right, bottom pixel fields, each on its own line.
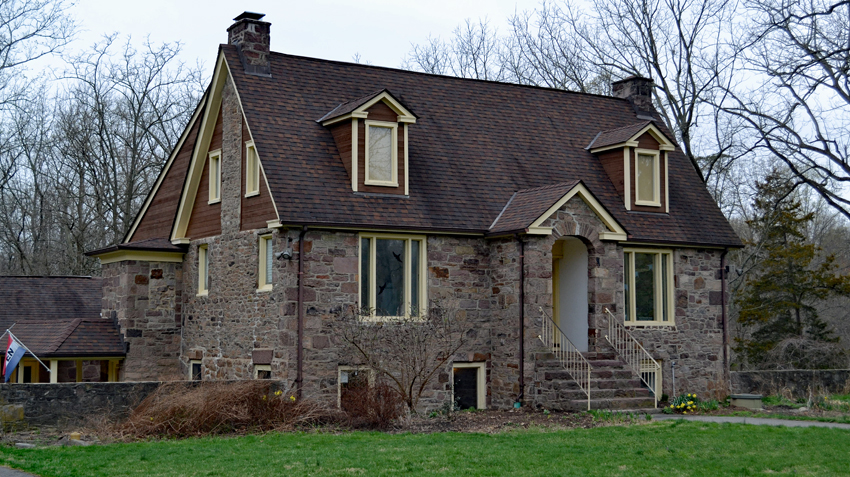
left=49, top=318, right=82, bottom=353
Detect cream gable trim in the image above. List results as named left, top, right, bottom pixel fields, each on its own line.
left=356, top=91, right=416, bottom=124
left=171, top=51, right=281, bottom=243
left=321, top=111, right=367, bottom=127
left=528, top=183, right=628, bottom=241
left=351, top=118, right=359, bottom=192
left=624, top=147, right=631, bottom=211
left=96, top=250, right=184, bottom=265
left=589, top=123, right=676, bottom=154
left=124, top=92, right=208, bottom=243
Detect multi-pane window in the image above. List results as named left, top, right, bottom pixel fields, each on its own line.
left=360, top=234, right=425, bottom=318
left=364, top=121, right=398, bottom=186
left=208, top=149, right=221, bottom=203
left=246, top=141, right=259, bottom=196
left=635, top=150, right=660, bottom=206
left=198, top=244, right=210, bottom=295
left=624, top=249, right=673, bottom=325
left=258, top=234, right=273, bottom=291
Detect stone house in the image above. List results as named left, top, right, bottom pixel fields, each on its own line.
left=87, top=12, right=741, bottom=411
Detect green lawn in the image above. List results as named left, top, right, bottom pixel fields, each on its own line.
left=1, top=421, right=849, bottom=476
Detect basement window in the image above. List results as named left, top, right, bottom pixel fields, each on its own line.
left=208, top=149, right=221, bottom=204
left=190, top=360, right=202, bottom=381
left=254, top=365, right=271, bottom=379
left=453, top=362, right=486, bottom=410
left=364, top=121, right=398, bottom=187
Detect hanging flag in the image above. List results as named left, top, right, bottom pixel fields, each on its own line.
left=3, top=334, right=25, bottom=383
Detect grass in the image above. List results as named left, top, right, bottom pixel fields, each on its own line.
left=1, top=421, right=850, bottom=476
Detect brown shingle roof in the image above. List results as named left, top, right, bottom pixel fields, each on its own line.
left=489, top=181, right=582, bottom=234
left=0, top=276, right=124, bottom=357
left=86, top=238, right=186, bottom=256
left=316, top=90, right=384, bottom=123
left=587, top=120, right=667, bottom=150
left=10, top=319, right=125, bottom=357
left=202, top=47, right=740, bottom=247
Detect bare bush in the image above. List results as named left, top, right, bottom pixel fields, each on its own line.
left=338, top=304, right=472, bottom=412
left=341, top=382, right=405, bottom=430
left=118, top=381, right=339, bottom=439
left=762, top=338, right=849, bottom=370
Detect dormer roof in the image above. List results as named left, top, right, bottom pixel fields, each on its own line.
left=318, top=89, right=417, bottom=125
left=587, top=120, right=676, bottom=153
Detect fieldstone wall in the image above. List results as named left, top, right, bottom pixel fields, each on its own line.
left=732, top=370, right=850, bottom=398
left=627, top=248, right=727, bottom=398
left=101, top=260, right=182, bottom=381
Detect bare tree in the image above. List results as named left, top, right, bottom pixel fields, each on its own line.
left=403, top=18, right=505, bottom=81
left=719, top=0, right=850, bottom=221
left=338, top=304, right=472, bottom=412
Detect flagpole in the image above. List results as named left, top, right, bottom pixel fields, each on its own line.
left=7, top=331, right=50, bottom=372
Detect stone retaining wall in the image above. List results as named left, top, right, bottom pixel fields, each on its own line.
left=732, top=370, right=850, bottom=398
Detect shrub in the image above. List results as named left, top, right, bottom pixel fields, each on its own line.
left=119, top=381, right=339, bottom=439
left=341, top=382, right=405, bottom=430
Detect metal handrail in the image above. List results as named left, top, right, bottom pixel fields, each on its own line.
left=603, top=307, right=661, bottom=407
left=537, top=307, right=592, bottom=410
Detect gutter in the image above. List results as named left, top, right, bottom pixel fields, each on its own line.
left=296, top=226, right=308, bottom=399
left=517, top=234, right=525, bottom=405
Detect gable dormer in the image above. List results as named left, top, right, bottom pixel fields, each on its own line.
left=318, top=90, right=416, bottom=195
left=588, top=121, right=675, bottom=213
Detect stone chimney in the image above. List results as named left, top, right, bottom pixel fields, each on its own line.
left=612, top=75, right=654, bottom=118
left=227, top=12, right=271, bottom=76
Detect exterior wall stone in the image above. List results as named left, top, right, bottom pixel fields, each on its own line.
left=101, top=260, right=182, bottom=381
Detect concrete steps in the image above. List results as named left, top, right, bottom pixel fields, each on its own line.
left=533, top=350, right=657, bottom=411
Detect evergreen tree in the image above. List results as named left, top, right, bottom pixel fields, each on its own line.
left=735, top=170, right=850, bottom=368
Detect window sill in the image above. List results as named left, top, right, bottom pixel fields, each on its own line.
left=257, top=286, right=273, bottom=293
left=208, top=199, right=221, bottom=205
left=197, top=290, right=209, bottom=297
left=364, top=180, right=399, bottom=187
left=634, top=200, right=662, bottom=207
left=624, top=322, right=676, bottom=329
left=245, top=191, right=259, bottom=198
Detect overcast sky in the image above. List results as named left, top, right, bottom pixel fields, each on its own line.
left=67, top=0, right=534, bottom=73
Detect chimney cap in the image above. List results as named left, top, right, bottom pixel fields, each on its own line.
left=612, top=75, right=653, bottom=86
left=233, top=11, right=265, bottom=21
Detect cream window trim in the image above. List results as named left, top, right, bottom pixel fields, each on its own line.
left=351, top=119, right=359, bottom=192
left=364, top=120, right=399, bottom=187
left=453, top=362, right=487, bottom=410
left=253, top=364, right=272, bottom=379
left=337, top=366, right=375, bottom=408
left=258, top=234, right=273, bottom=292
left=624, top=248, right=674, bottom=326
left=359, top=233, right=427, bottom=320
left=634, top=148, right=662, bottom=207
left=664, top=151, right=669, bottom=209
left=245, top=140, right=260, bottom=197
left=198, top=244, right=209, bottom=296
left=189, top=360, right=202, bottom=380
left=623, top=147, right=631, bottom=210
left=403, top=124, right=409, bottom=196
left=208, top=149, right=222, bottom=204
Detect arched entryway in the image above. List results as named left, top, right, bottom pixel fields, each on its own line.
left=552, top=237, right=589, bottom=352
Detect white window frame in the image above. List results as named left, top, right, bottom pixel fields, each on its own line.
left=359, top=233, right=427, bottom=320
left=245, top=140, right=260, bottom=197
left=208, top=149, right=221, bottom=204
left=254, top=364, right=272, bottom=379
left=198, top=244, right=210, bottom=296
left=337, top=366, right=375, bottom=408
left=189, top=360, right=202, bottom=381
left=634, top=148, right=661, bottom=207
left=258, top=234, right=273, bottom=292
left=624, top=248, right=674, bottom=326
left=364, top=120, right=399, bottom=187
left=452, top=362, right=486, bottom=410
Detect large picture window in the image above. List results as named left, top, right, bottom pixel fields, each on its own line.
left=359, top=234, right=426, bottom=318
left=624, top=249, right=673, bottom=325
left=364, top=121, right=398, bottom=187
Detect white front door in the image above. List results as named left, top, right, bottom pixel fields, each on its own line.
left=553, top=238, right=589, bottom=352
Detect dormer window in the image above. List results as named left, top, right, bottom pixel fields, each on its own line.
left=635, top=150, right=660, bottom=206
left=365, top=121, right=398, bottom=186
left=588, top=121, right=675, bottom=213
left=318, top=89, right=416, bottom=196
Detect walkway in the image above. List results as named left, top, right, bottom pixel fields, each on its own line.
left=654, top=414, right=850, bottom=430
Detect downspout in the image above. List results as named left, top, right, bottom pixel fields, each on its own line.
left=517, top=234, right=525, bottom=405
left=296, top=226, right=308, bottom=399
left=720, top=248, right=729, bottom=389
